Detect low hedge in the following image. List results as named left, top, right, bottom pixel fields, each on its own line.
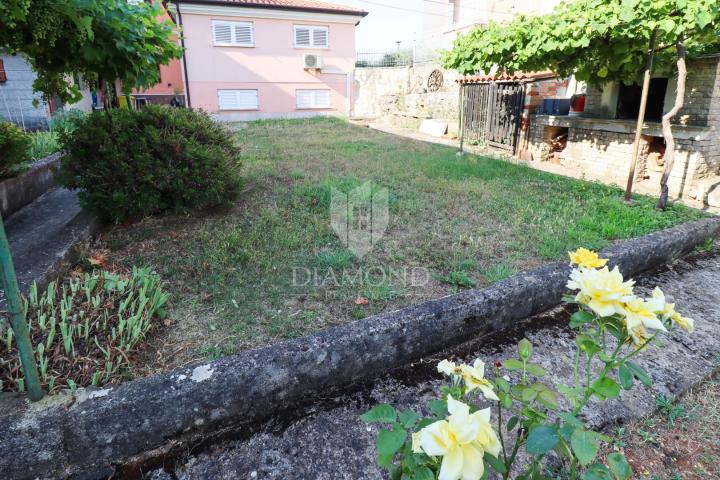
left=58, top=106, right=242, bottom=222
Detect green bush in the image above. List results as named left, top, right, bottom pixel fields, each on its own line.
left=58, top=106, right=242, bottom=222
left=0, top=120, right=31, bottom=178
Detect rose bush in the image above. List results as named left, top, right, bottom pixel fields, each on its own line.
left=362, top=248, right=694, bottom=479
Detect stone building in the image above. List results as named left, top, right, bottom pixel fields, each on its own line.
left=526, top=54, right=720, bottom=207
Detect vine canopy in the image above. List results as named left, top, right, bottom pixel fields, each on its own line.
left=0, top=0, right=182, bottom=104
left=443, top=0, right=720, bottom=87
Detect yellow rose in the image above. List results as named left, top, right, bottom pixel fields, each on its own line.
left=419, top=396, right=501, bottom=480
left=568, top=248, right=608, bottom=269
left=460, top=359, right=499, bottom=401
left=567, top=266, right=634, bottom=317
left=621, top=296, right=667, bottom=346
left=651, top=287, right=694, bottom=333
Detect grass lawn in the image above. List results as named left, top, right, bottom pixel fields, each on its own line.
left=101, top=117, right=702, bottom=372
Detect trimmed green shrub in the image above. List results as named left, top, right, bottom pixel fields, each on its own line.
left=0, top=120, right=31, bottom=178
left=58, top=106, right=242, bottom=222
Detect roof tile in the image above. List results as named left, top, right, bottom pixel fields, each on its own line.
left=186, top=0, right=367, bottom=15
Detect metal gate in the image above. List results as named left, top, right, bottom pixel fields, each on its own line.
left=461, top=82, right=525, bottom=154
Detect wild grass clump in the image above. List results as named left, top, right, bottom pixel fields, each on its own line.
left=0, top=267, right=169, bottom=393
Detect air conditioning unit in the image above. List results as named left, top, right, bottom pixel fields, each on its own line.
left=303, top=53, right=323, bottom=70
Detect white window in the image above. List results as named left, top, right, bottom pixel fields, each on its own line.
left=212, top=21, right=254, bottom=47
left=294, top=25, right=329, bottom=48
left=296, top=90, right=331, bottom=109
left=218, top=90, right=258, bottom=110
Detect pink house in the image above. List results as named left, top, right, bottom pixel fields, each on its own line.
left=173, top=0, right=367, bottom=120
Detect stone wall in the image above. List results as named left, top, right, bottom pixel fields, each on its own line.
left=527, top=116, right=718, bottom=201
left=583, top=55, right=720, bottom=128
left=0, top=53, right=48, bottom=130
left=354, top=63, right=461, bottom=127
left=528, top=55, right=720, bottom=204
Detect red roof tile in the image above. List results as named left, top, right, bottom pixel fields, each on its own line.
left=458, top=71, right=557, bottom=84
left=181, top=0, right=367, bottom=16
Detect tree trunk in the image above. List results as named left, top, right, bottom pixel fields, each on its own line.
left=657, top=38, right=687, bottom=210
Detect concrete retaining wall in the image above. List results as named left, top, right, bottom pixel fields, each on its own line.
left=0, top=153, right=61, bottom=217
left=1, top=217, right=718, bottom=479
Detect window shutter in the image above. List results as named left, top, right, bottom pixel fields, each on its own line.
left=213, top=21, right=253, bottom=46
left=0, top=59, right=6, bottom=83
left=315, top=90, right=331, bottom=108
left=233, top=22, right=254, bottom=46
left=312, top=28, right=328, bottom=47
left=295, top=27, right=311, bottom=47
left=212, top=22, right=233, bottom=45
left=296, top=90, right=331, bottom=109
left=296, top=90, right=314, bottom=109
left=218, top=90, right=258, bottom=110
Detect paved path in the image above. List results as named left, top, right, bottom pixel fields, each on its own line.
left=152, top=251, right=720, bottom=480
left=1, top=188, right=98, bottom=308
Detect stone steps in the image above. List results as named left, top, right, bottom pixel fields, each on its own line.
left=1, top=188, right=99, bottom=305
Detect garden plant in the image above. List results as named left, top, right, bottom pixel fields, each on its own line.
left=362, top=248, right=694, bottom=479
left=58, top=105, right=242, bottom=222
left=0, top=267, right=169, bottom=392
left=0, top=120, right=31, bottom=178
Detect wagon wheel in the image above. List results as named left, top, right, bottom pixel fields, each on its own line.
left=427, top=69, right=444, bottom=92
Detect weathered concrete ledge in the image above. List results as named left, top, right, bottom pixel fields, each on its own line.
left=0, top=152, right=61, bottom=217
left=1, top=217, right=719, bottom=479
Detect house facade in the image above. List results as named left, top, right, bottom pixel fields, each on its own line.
left=173, top=0, right=367, bottom=120
left=416, top=0, right=562, bottom=62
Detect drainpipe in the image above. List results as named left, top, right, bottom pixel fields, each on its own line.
left=174, top=0, right=192, bottom=108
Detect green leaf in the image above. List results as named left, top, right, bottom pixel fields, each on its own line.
left=507, top=416, right=519, bottom=431
left=570, top=310, right=594, bottom=328
left=607, top=452, right=633, bottom=480
left=398, top=410, right=419, bottom=428
left=499, top=391, right=513, bottom=409
left=496, top=377, right=511, bottom=393
left=376, top=424, right=407, bottom=456
left=618, top=364, right=634, bottom=390
left=538, top=389, right=558, bottom=409
left=526, top=425, right=560, bottom=455
left=591, top=377, right=620, bottom=400
left=377, top=451, right=395, bottom=468
left=559, top=413, right=584, bottom=429
left=526, top=363, right=546, bottom=377
left=484, top=451, right=507, bottom=473
left=597, top=67, right=609, bottom=78
left=503, top=359, right=524, bottom=371
left=361, top=404, right=397, bottom=423
left=518, top=338, right=533, bottom=360
left=571, top=429, right=599, bottom=466
left=582, top=463, right=613, bottom=480
left=429, top=399, right=448, bottom=418
left=576, top=335, right=601, bottom=356
left=412, top=467, right=434, bottom=480
left=522, top=386, right=539, bottom=403
left=626, top=361, right=652, bottom=387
